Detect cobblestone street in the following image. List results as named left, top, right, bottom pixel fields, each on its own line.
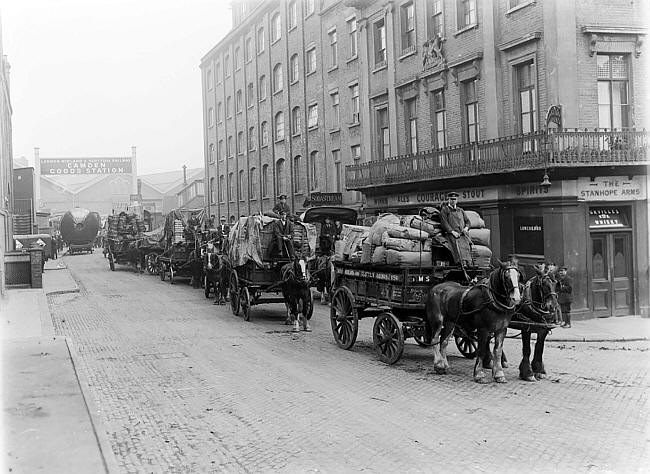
left=49, top=253, right=649, bottom=473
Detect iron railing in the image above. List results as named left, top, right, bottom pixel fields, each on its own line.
left=346, top=129, right=648, bottom=189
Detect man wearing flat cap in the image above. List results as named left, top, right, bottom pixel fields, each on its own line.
left=440, top=191, right=473, bottom=266
left=273, top=194, right=291, bottom=216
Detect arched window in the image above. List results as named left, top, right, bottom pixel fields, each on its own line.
left=261, top=121, right=269, bottom=146
left=271, top=13, right=281, bottom=42
left=228, top=172, right=234, bottom=201
left=227, top=136, right=233, bottom=156
left=310, top=150, right=319, bottom=190
left=217, top=140, right=224, bottom=160
left=273, top=63, right=283, bottom=93
left=247, top=82, right=254, bottom=107
left=275, top=112, right=285, bottom=141
left=248, top=126, right=256, bottom=150
left=259, top=75, right=267, bottom=101
left=226, top=96, right=232, bottom=117
left=219, top=174, right=225, bottom=202
left=224, top=54, right=230, bottom=76
left=217, top=102, right=222, bottom=122
left=209, top=143, right=215, bottom=163
left=293, top=155, right=301, bottom=193
left=290, top=54, right=299, bottom=83
left=236, top=90, right=243, bottom=113
left=234, top=47, right=241, bottom=69
left=257, top=27, right=265, bottom=53
left=245, top=37, right=253, bottom=62
left=237, top=131, right=244, bottom=154
left=210, top=177, right=216, bottom=204
left=291, top=106, right=301, bottom=135
left=276, top=158, right=286, bottom=195
left=262, top=164, right=269, bottom=197
left=249, top=167, right=257, bottom=200
left=238, top=170, right=245, bottom=200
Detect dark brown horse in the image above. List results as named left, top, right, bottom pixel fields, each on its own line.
left=310, top=254, right=334, bottom=305
left=281, top=258, right=312, bottom=332
left=511, top=264, right=559, bottom=381
left=203, top=245, right=229, bottom=304
left=425, top=261, right=522, bottom=383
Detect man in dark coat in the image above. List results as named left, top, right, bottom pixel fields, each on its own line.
left=271, top=211, right=296, bottom=260
left=272, top=194, right=291, bottom=216
left=320, top=217, right=337, bottom=255
left=440, top=191, right=472, bottom=266
left=556, top=266, right=573, bottom=328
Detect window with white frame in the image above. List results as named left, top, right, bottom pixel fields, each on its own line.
left=306, top=47, right=316, bottom=74
left=249, top=167, right=257, bottom=200
left=431, top=0, right=444, bottom=38
left=271, top=13, right=281, bottom=42
left=217, top=102, right=223, bottom=122
left=305, top=0, right=315, bottom=16
left=227, top=136, right=233, bottom=156
left=350, top=84, right=360, bottom=123
left=405, top=98, right=418, bottom=154
left=293, top=155, right=301, bottom=193
left=210, top=177, right=216, bottom=204
left=597, top=54, right=630, bottom=130
left=333, top=150, right=342, bottom=192
left=218, top=140, right=224, bottom=160
left=432, top=89, right=447, bottom=149
left=208, top=107, right=214, bottom=127
left=206, top=70, right=212, bottom=90
left=225, top=54, right=230, bottom=76
left=276, top=158, right=286, bottom=195
left=273, top=63, right=283, bottom=92
left=309, top=150, right=318, bottom=190
left=331, top=92, right=340, bottom=129
left=328, top=29, right=338, bottom=68
left=257, top=27, right=265, bottom=53
left=236, top=90, right=243, bottom=113
left=374, top=19, right=386, bottom=66
left=226, top=96, right=232, bottom=117
left=209, top=143, right=215, bottom=163
left=228, top=172, right=234, bottom=201
left=463, top=79, right=479, bottom=143
left=377, top=107, right=390, bottom=159
left=292, top=106, right=301, bottom=135
left=457, top=0, right=477, bottom=29
left=262, top=164, right=269, bottom=197
left=245, top=37, right=253, bottom=62
left=234, top=47, right=241, bottom=69
left=247, top=82, right=254, bottom=107
left=288, top=1, right=297, bottom=29
left=516, top=61, right=537, bottom=134
left=275, top=111, right=285, bottom=141
left=351, top=144, right=362, bottom=201
left=248, top=126, right=256, bottom=150
left=308, top=103, right=319, bottom=128
left=219, top=175, right=225, bottom=202
left=261, top=121, right=269, bottom=146
left=216, top=62, right=221, bottom=83
left=259, top=75, right=267, bottom=101
left=348, top=17, right=358, bottom=58
left=290, top=54, right=299, bottom=83
left=400, top=1, right=416, bottom=53
left=238, top=170, right=245, bottom=200
left=237, top=131, right=244, bottom=154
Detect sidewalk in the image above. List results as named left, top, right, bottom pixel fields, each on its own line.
left=1, top=257, right=117, bottom=474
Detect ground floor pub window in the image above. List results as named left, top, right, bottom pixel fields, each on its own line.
left=514, top=212, right=544, bottom=256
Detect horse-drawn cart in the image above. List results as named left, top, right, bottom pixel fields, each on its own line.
left=157, top=208, right=205, bottom=285
left=226, top=215, right=317, bottom=322
left=105, top=212, right=147, bottom=272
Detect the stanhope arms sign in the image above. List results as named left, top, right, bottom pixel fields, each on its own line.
left=40, top=157, right=132, bottom=175
left=303, top=192, right=342, bottom=207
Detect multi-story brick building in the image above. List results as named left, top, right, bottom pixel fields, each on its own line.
left=201, top=0, right=648, bottom=319
left=0, top=18, right=14, bottom=296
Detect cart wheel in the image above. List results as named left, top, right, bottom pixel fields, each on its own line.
left=160, top=263, right=166, bottom=281
left=240, top=286, right=251, bottom=321
left=373, top=312, right=405, bottom=365
left=330, top=286, right=358, bottom=350
left=169, top=266, right=175, bottom=284
left=306, top=289, right=314, bottom=320
left=229, top=270, right=240, bottom=315
left=454, top=327, right=478, bottom=359
left=108, top=252, right=115, bottom=271
left=146, top=254, right=157, bottom=274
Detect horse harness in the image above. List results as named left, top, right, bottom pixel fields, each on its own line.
left=514, top=275, right=558, bottom=324
left=458, top=266, right=519, bottom=317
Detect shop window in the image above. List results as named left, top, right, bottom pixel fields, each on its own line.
left=514, top=214, right=543, bottom=256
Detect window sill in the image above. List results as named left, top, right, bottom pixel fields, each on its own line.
left=273, top=89, right=283, bottom=96
left=455, top=23, right=478, bottom=36
left=308, top=125, right=319, bottom=131
left=261, top=144, right=269, bottom=149
left=289, top=25, right=297, bottom=33
left=290, top=79, right=299, bottom=86
left=347, top=121, right=360, bottom=129
left=506, top=1, right=535, bottom=15
left=329, top=127, right=341, bottom=134
left=306, top=70, right=316, bottom=77
left=373, top=62, right=387, bottom=73
left=328, top=65, right=338, bottom=73
left=292, top=132, right=301, bottom=138
left=257, top=49, right=264, bottom=55
left=259, top=98, right=266, bottom=103
left=346, top=55, right=358, bottom=64
left=271, top=38, right=281, bottom=46
left=275, top=138, right=285, bottom=143
left=247, top=104, right=254, bottom=110
left=399, top=48, right=417, bottom=61
left=218, top=120, right=223, bottom=125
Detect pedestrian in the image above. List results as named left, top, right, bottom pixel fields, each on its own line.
left=556, top=266, right=573, bottom=328
left=439, top=191, right=472, bottom=266
left=272, top=194, right=291, bottom=216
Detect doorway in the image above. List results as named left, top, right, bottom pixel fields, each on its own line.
left=590, top=232, right=634, bottom=317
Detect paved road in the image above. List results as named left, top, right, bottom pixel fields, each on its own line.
left=50, top=253, right=649, bottom=473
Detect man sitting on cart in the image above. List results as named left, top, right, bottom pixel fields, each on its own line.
left=440, top=191, right=473, bottom=267
left=271, top=211, right=296, bottom=260
left=320, top=217, right=337, bottom=255
left=272, top=194, right=291, bottom=217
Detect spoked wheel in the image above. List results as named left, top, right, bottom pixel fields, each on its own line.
left=240, top=286, right=251, bottom=321
left=454, top=327, right=478, bottom=359
left=169, top=266, right=175, bottom=284
left=373, top=312, right=405, bottom=365
left=329, top=287, right=358, bottom=350
left=108, top=252, right=115, bottom=271
left=146, top=254, right=157, bottom=274
left=229, top=270, right=240, bottom=315
left=306, top=289, right=314, bottom=320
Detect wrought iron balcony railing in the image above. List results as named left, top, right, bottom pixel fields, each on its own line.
left=346, top=129, right=648, bottom=189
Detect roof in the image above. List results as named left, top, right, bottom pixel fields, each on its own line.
left=139, top=168, right=204, bottom=194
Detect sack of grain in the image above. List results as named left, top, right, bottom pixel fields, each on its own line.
left=386, top=224, right=428, bottom=241
left=371, top=245, right=387, bottom=264
left=369, top=214, right=401, bottom=246
left=360, top=241, right=374, bottom=264
left=465, top=210, right=485, bottom=229
left=382, top=232, right=432, bottom=252
left=471, top=244, right=493, bottom=269
left=468, top=228, right=490, bottom=246
left=385, top=249, right=433, bottom=267
left=333, top=240, right=346, bottom=261
left=407, top=215, right=441, bottom=236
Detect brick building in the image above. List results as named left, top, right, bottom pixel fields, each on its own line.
left=201, top=0, right=648, bottom=319
left=0, top=18, right=13, bottom=296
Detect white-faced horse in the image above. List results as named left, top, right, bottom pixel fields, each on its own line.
left=281, top=258, right=313, bottom=332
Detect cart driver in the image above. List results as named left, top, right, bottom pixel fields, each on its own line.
left=271, top=211, right=296, bottom=260
left=440, top=191, right=472, bottom=266
left=272, top=194, right=291, bottom=217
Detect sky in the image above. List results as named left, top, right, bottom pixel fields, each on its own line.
left=1, top=0, right=232, bottom=175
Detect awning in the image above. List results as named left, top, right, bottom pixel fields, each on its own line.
left=588, top=207, right=630, bottom=229
left=301, top=206, right=358, bottom=224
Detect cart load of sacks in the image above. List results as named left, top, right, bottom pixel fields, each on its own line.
left=228, top=214, right=318, bottom=268
left=106, top=212, right=146, bottom=240
left=334, top=209, right=492, bottom=269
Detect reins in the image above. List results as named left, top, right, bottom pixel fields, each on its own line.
left=459, top=267, right=518, bottom=316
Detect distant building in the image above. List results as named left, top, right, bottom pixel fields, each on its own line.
left=12, top=167, right=35, bottom=234
left=201, top=0, right=648, bottom=319
left=0, top=18, right=13, bottom=296
left=139, top=167, right=204, bottom=217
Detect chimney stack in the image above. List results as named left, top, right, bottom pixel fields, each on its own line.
left=182, top=164, right=187, bottom=185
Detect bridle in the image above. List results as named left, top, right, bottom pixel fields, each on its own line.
left=460, top=264, right=520, bottom=315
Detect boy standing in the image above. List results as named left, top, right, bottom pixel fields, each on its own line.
left=557, top=266, right=573, bottom=328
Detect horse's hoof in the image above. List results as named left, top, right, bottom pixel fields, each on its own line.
left=495, top=376, right=508, bottom=384
left=535, top=373, right=546, bottom=380
left=520, top=375, right=537, bottom=382
left=434, top=366, right=447, bottom=375
left=292, top=322, right=300, bottom=332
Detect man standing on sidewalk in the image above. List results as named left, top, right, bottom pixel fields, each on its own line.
left=557, top=266, right=573, bottom=328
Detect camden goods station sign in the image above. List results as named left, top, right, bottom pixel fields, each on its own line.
left=40, top=157, right=133, bottom=175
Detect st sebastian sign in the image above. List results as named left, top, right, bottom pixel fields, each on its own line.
left=40, top=157, right=132, bottom=175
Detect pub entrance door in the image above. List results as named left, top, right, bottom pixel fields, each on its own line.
left=590, top=232, right=634, bottom=317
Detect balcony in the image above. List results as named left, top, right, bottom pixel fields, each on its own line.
left=346, top=129, right=648, bottom=189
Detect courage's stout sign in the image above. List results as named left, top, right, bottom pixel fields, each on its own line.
left=40, top=157, right=132, bottom=175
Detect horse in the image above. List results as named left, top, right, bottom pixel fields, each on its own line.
left=424, top=260, right=522, bottom=383
left=203, top=244, right=229, bottom=304
left=281, top=258, right=312, bottom=332
left=510, top=264, right=560, bottom=382
left=310, top=254, right=334, bottom=305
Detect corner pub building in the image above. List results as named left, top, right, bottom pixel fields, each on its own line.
left=200, top=0, right=647, bottom=319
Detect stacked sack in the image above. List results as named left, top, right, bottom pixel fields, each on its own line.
left=334, top=224, right=371, bottom=262
left=465, top=210, right=492, bottom=269
left=107, top=213, right=145, bottom=241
